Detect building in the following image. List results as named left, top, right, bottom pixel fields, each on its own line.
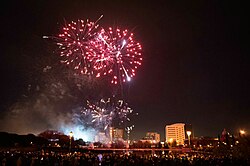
left=109, top=127, right=124, bottom=141
left=38, top=130, right=65, bottom=142
left=38, top=130, right=69, bottom=147
left=95, top=132, right=108, bottom=143
left=145, top=132, right=161, bottom=143
left=165, top=123, right=186, bottom=145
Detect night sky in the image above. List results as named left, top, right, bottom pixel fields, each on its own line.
left=0, top=0, right=249, bottom=140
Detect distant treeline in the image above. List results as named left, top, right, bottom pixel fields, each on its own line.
left=0, top=132, right=48, bottom=147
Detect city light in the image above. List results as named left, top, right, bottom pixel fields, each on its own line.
left=168, top=138, right=173, bottom=147
left=169, top=138, right=173, bottom=143
left=69, top=131, right=73, bottom=152
left=186, top=131, right=192, bottom=147
left=186, top=131, right=191, bottom=137
left=69, top=131, right=73, bottom=138
left=240, top=130, right=246, bottom=135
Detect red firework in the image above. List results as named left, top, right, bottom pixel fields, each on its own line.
left=48, top=16, right=103, bottom=75
left=88, top=27, right=142, bottom=84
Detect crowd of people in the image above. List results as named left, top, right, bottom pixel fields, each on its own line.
left=0, top=150, right=249, bottom=166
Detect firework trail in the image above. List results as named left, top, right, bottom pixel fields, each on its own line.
left=88, top=27, right=142, bottom=84
left=43, top=15, right=103, bottom=75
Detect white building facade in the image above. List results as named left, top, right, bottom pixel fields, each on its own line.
left=165, top=123, right=185, bottom=145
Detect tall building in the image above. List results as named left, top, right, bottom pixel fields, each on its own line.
left=165, top=123, right=186, bottom=145
left=109, top=127, right=124, bottom=141
left=146, top=132, right=161, bottom=143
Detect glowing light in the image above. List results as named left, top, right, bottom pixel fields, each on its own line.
left=69, top=131, right=73, bottom=138
left=240, top=130, right=246, bottom=135
left=186, top=131, right=192, bottom=146
left=186, top=131, right=192, bottom=136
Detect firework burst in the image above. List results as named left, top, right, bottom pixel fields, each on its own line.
left=88, top=27, right=142, bottom=84
left=43, top=15, right=103, bottom=75
left=44, top=16, right=143, bottom=85
left=80, top=98, right=136, bottom=131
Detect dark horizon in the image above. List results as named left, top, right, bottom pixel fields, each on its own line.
left=0, top=0, right=249, bottom=140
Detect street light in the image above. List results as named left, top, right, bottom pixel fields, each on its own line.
left=69, top=131, right=73, bottom=153
left=240, top=130, right=246, bottom=135
left=186, top=131, right=192, bottom=147
left=169, top=138, right=173, bottom=147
